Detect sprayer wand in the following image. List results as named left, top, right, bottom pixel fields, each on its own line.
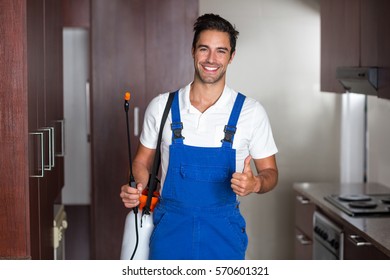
left=124, top=92, right=139, bottom=260
left=124, top=92, right=137, bottom=214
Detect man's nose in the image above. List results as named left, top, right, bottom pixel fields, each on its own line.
left=206, top=50, right=216, bottom=63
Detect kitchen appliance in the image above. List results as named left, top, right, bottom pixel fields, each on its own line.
left=325, top=194, right=390, bottom=216
left=313, top=211, right=344, bottom=260
left=336, top=67, right=378, bottom=96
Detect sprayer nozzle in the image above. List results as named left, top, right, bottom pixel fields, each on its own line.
left=125, top=92, right=131, bottom=101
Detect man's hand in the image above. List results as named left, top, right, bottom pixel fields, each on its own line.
left=230, top=155, right=260, bottom=196
left=120, top=183, right=143, bottom=208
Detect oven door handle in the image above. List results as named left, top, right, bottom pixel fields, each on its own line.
left=348, top=235, right=372, bottom=247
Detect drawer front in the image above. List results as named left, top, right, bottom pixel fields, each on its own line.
left=295, top=192, right=316, bottom=237
left=294, top=228, right=313, bottom=260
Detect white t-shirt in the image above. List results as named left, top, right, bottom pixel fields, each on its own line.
left=140, top=83, right=278, bottom=189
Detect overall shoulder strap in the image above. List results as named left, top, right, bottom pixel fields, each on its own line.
left=170, top=90, right=184, bottom=144
left=221, top=92, right=246, bottom=148
left=144, top=90, right=176, bottom=214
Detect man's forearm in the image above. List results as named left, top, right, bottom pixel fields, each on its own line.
left=256, top=168, right=278, bottom=194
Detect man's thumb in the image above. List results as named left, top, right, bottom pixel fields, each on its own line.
left=243, top=155, right=252, bottom=173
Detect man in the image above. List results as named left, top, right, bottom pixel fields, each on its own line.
left=120, top=13, right=278, bottom=260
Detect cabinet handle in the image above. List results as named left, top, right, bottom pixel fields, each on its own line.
left=54, top=120, right=65, bottom=157
left=348, top=235, right=372, bottom=247
left=296, top=234, right=312, bottom=245
left=29, top=132, right=44, bottom=178
left=296, top=195, right=310, bottom=204
left=85, top=81, right=91, bottom=142
left=134, top=106, right=139, bottom=136
left=41, top=127, right=55, bottom=170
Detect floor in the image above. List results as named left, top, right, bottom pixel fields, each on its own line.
left=64, top=205, right=91, bottom=260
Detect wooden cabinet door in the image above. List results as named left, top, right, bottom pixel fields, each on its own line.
left=27, top=0, right=45, bottom=260
left=320, top=0, right=360, bottom=93
left=0, top=0, right=63, bottom=260
left=377, top=0, right=390, bottom=99
left=344, top=226, right=389, bottom=260
left=91, top=0, right=198, bottom=259
left=0, top=0, right=30, bottom=259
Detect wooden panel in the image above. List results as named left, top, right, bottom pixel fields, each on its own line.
left=27, top=0, right=45, bottom=260
left=294, top=228, right=313, bottom=260
left=44, top=0, right=64, bottom=203
left=0, top=0, right=30, bottom=259
left=377, top=0, right=390, bottom=99
left=64, top=206, right=91, bottom=259
left=360, top=0, right=378, bottom=67
left=91, top=0, right=198, bottom=259
left=294, top=192, right=315, bottom=238
left=145, top=0, right=197, bottom=100
left=91, top=0, right=147, bottom=260
left=344, top=225, right=390, bottom=260
left=320, top=0, right=360, bottom=93
left=62, top=0, right=90, bottom=28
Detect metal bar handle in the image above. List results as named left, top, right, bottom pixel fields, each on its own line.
left=55, top=120, right=65, bottom=157
left=29, top=132, right=44, bottom=178
left=348, top=235, right=372, bottom=247
left=295, top=234, right=312, bottom=245
left=134, top=106, right=139, bottom=136
left=85, top=81, right=91, bottom=142
left=296, top=195, right=310, bottom=204
left=41, top=127, right=55, bottom=170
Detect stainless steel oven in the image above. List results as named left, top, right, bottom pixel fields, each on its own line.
left=313, top=211, right=344, bottom=260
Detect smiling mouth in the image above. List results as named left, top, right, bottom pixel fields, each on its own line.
left=202, top=65, right=219, bottom=72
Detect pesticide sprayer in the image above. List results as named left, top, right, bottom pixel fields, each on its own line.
left=120, top=92, right=159, bottom=260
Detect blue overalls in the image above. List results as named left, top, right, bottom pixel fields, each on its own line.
left=149, top=91, right=248, bottom=260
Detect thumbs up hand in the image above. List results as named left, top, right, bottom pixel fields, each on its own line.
left=231, top=155, right=261, bottom=196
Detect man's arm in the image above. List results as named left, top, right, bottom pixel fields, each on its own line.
left=120, top=143, right=156, bottom=208
left=230, top=155, right=278, bottom=196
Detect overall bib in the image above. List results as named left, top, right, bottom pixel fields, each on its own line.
left=149, top=91, right=248, bottom=260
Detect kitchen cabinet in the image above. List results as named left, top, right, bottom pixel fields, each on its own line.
left=293, top=182, right=390, bottom=259
left=294, top=192, right=316, bottom=259
left=344, top=224, right=389, bottom=260
left=320, top=0, right=390, bottom=99
left=0, top=0, right=64, bottom=259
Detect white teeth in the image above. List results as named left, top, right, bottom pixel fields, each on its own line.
left=205, top=66, right=217, bottom=71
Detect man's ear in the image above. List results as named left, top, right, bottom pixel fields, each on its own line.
left=229, top=51, right=236, bottom=64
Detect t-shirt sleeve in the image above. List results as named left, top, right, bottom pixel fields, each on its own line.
left=249, top=102, right=278, bottom=159
left=139, top=95, right=163, bottom=149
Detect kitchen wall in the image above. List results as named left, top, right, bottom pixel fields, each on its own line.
left=199, top=0, right=341, bottom=259
left=367, top=97, right=390, bottom=186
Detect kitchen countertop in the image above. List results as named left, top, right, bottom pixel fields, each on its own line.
left=293, top=182, right=390, bottom=257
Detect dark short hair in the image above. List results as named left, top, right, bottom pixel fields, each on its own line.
left=192, top=13, right=239, bottom=55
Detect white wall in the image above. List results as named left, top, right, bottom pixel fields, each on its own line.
left=62, top=29, right=91, bottom=205
left=367, top=97, right=390, bottom=186
left=199, top=0, right=341, bottom=259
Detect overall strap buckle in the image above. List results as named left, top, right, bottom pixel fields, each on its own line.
left=222, top=125, right=237, bottom=144
left=171, top=122, right=185, bottom=140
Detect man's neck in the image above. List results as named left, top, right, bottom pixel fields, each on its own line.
left=190, top=80, right=226, bottom=113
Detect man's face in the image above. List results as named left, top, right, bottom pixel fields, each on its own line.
left=192, top=30, right=235, bottom=85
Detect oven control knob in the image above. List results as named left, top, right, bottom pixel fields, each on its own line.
left=322, top=232, right=328, bottom=240
left=329, top=239, right=339, bottom=249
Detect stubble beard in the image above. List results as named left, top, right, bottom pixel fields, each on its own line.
left=195, top=66, right=226, bottom=85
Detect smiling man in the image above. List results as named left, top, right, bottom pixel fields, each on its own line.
left=120, top=13, right=278, bottom=260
